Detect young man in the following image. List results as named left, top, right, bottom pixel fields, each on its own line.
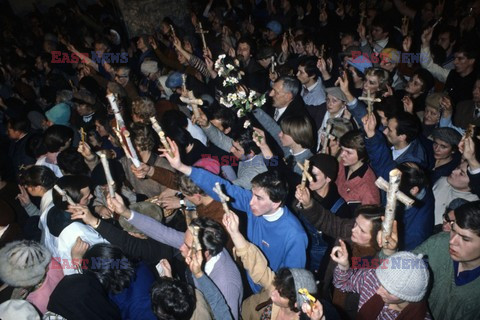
left=363, top=111, right=428, bottom=177
left=296, top=57, right=326, bottom=106
left=160, top=138, right=308, bottom=294
left=385, top=200, right=480, bottom=320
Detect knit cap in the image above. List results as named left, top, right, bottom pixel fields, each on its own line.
left=309, top=154, right=339, bottom=181
left=0, top=300, right=40, bottom=320
left=375, top=251, right=429, bottom=302
left=45, top=102, right=71, bottom=126
left=432, top=127, right=462, bottom=147
left=0, top=241, right=51, bottom=287
left=289, top=268, right=317, bottom=307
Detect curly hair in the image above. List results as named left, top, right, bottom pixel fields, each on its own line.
left=272, top=268, right=298, bottom=312
left=151, top=278, right=196, bottom=320
left=131, top=97, right=156, bottom=123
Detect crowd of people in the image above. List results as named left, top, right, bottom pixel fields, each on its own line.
left=1, top=0, right=480, bottom=319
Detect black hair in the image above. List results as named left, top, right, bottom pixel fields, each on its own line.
left=397, top=162, right=428, bottom=196
left=251, top=170, right=288, bottom=206
left=189, top=217, right=227, bottom=256
left=161, top=110, right=188, bottom=130
left=7, top=117, right=30, bottom=133
left=52, top=175, right=91, bottom=210
left=151, top=278, right=196, bottom=320
left=237, top=37, right=256, bottom=56
left=43, top=125, right=74, bottom=153
left=371, top=15, right=392, bottom=36
left=455, top=42, right=479, bottom=60
left=392, top=112, right=421, bottom=143
left=272, top=268, right=298, bottom=312
left=26, top=133, right=48, bottom=159
left=210, top=106, right=236, bottom=132
left=57, top=148, right=90, bottom=176
left=18, top=165, right=56, bottom=189
left=454, top=200, right=480, bottom=236
left=232, top=127, right=261, bottom=155
left=83, top=244, right=135, bottom=294
left=412, top=68, right=434, bottom=94
left=375, top=96, right=402, bottom=119
left=298, top=56, right=319, bottom=80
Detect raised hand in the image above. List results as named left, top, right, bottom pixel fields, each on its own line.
left=421, top=27, right=434, bottom=48
left=69, top=203, right=98, bottom=226
left=106, top=192, right=130, bottom=218
left=252, top=127, right=267, bottom=147
left=295, top=184, right=312, bottom=208
left=460, top=136, right=480, bottom=169
left=192, top=107, right=209, bottom=127
left=362, top=112, right=377, bottom=138
left=71, top=237, right=89, bottom=261
left=402, top=96, right=414, bottom=114
left=376, top=219, right=398, bottom=256
left=330, top=239, right=350, bottom=270
left=16, top=185, right=31, bottom=206
left=186, top=249, right=204, bottom=278
left=302, top=300, right=325, bottom=320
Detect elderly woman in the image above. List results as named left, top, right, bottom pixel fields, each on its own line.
left=336, top=130, right=380, bottom=206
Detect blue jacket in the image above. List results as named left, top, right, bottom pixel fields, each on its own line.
left=110, top=262, right=156, bottom=320
left=365, top=131, right=428, bottom=180
left=190, top=167, right=308, bottom=293
left=400, top=188, right=435, bottom=250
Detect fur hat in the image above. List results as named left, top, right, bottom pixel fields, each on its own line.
left=0, top=241, right=51, bottom=287
left=328, top=117, right=353, bottom=139
left=289, top=268, right=317, bottom=307
left=375, top=251, right=429, bottom=302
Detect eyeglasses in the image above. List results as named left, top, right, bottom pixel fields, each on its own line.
left=115, top=74, right=128, bottom=78
left=443, top=212, right=455, bottom=224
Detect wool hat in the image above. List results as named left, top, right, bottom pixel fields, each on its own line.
left=119, top=201, right=163, bottom=234
left=432, top=127, right=462, bottom=147
left=0, top=300, right=40, bottom=320
left=327, top=117, right=353, bottom=139
left=375, top=251, right=429, bottom=302
left=45, top=102, right=71, bottom=126
left=325, top=87, right=348, bottom=102
left=309, top=154, right=339, bottom=181
left=266, top=20, right=282, bottom=36
left=289, top=268, right=317, bottom=307
left=166, top=72, right=184, bottom=89
left=141, top=60, right=159, bottom=76
left=425, top=92, right=447, bottom=112
left=0, top=241, right=51, bottom=287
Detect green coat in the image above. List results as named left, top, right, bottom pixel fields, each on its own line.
left=414, top=232, right=480, bottom=320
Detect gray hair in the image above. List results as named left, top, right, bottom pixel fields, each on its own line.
left=277, top=76, right=300, bottom=98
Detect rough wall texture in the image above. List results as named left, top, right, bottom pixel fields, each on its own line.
left=116, top=0, right=190, bottom=38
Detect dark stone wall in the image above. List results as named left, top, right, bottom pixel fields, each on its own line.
left=116, top=0, right=190, bottom=37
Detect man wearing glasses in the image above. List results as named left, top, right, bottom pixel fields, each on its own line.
left=114, top=65, right=139, bottom=101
